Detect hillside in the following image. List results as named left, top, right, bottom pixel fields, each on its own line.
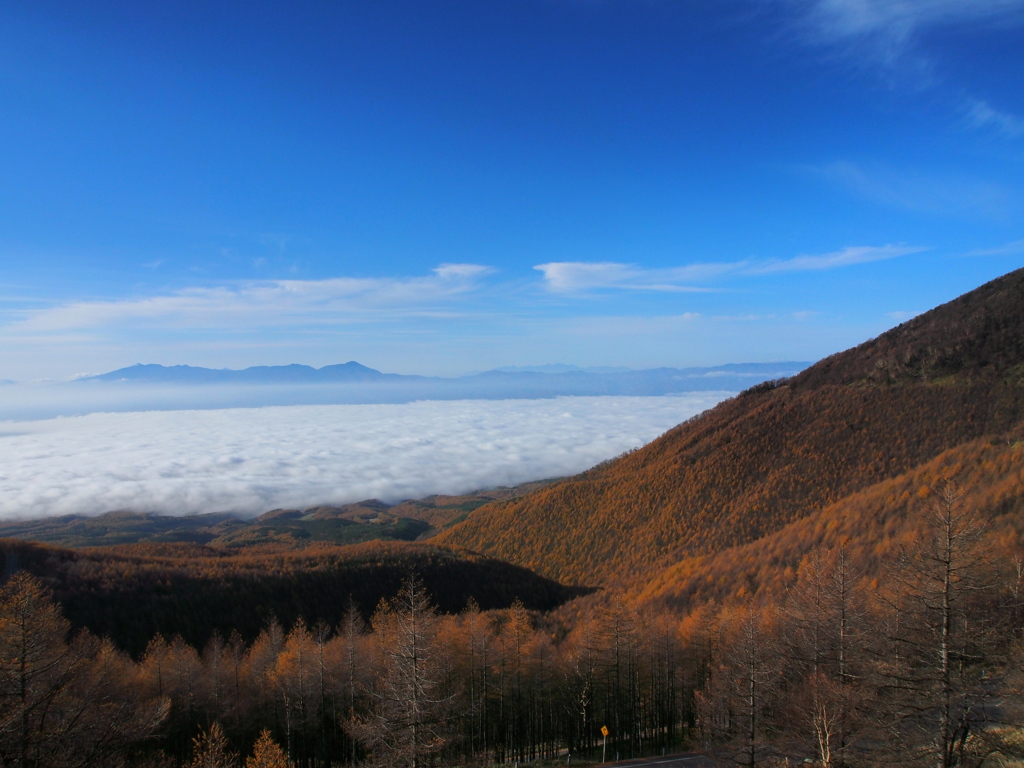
left=437, top=267, right=1024, bottom=587
left=632, top=431, right=1024, bottom=611
left=0, top=538, right=589, bottom=656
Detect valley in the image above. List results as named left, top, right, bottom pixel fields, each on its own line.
left=3, top=268, right=1024, bottom=767
left=7, top=5, right=1021, bottom=766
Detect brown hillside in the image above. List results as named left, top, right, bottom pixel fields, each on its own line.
left=437, top=268, right=1024, bottom=586
left=632, top=427, right=1024, bottom=612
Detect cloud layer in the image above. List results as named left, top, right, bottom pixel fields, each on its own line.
left=8, top=264, right=492, bottom=334
left=0, top=394, right=728, bottom=519
left=534, top=245, right=923, bottom=293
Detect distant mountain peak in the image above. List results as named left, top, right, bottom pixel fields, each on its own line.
left=87, top=361, right=387, bottom=384
left=490, top=364, right=634, bottom=374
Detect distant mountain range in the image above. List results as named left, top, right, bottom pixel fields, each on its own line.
left=8, top=268, right=1024, bottom=657
left=84, top=360, right=807, bottom=398
left=88, top=360, right=394, bottom=384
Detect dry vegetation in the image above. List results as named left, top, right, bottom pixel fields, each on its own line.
left=4, top=268, right=1024, bottom=767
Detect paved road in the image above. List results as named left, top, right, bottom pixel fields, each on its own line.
left=589, top=753, right=715, bottom=768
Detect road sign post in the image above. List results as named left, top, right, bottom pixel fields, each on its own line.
left=601, top=725, right=609, bottom=762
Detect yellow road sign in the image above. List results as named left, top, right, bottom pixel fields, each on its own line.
left=600, top=725, right=609, bottom=737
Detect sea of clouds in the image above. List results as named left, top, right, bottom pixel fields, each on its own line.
left=0, top=394, right=729, bottom=519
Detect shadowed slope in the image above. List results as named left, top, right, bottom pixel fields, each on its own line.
left=0, top=539, right=591, bottom=656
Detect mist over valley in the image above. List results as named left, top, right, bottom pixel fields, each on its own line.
left=0, top=392, right=729, bottom=520
left=3, top=2, right=1023, bottom=764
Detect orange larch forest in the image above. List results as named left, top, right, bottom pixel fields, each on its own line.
left=2, top=268, right=1024, bottom=767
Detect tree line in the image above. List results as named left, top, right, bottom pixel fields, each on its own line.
left=2, top=484, right=1022, bottom=767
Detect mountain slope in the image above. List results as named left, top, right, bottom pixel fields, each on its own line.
left=793, top=267, right=1024, bottom=387
left=437, top=268, right=1024, bottom=586
left=631, top=431, right=1024, bottom=611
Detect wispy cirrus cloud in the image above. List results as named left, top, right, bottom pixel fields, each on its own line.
left=887, top=309, right=922, bottom=321
left=6, top=264, right=494, bottom=334
left=749, top=244, right=926, bottom=273
left=768, top=0, right=1024, bottom=110
left=783, top=0, right=1024, bottom=52
left=535, top=245, right=923, bottom=294
left=964, top=99, right=1024, bottom=138
left=533, top=262, right=730, bottom=293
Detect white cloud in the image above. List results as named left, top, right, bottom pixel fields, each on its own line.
left=789, top=0, right=1024, bottom=47
left=770, top=0, right=1024, bottom=86
left=7, top=264, right=493, bottom=334
left=964, top=99, right=1024, bottom=137
left=887, top=310, right=921, bottom=321
left=432, top=263, right=495, bottom=279
left=535, top=245, right=922, bottom=293
left=533, top=262, right=728, bottom=293
left=749, top=244, right=925, bottom=273
left=0, top=394, right=728, bottom=519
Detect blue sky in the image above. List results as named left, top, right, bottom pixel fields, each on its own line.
left=2, top=0, right=1023, bottom=380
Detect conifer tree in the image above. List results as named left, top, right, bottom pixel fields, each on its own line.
left=695, top=602, right=781, bottom=767
left=0, top=572, right=167, bottom=768
left=245, top=730, right=289, bottom=768
left=781, top=547, right=866, bottom=768
left=187, top=722, right=237, bottom=768
left=352, top=574, right=452, bottom=768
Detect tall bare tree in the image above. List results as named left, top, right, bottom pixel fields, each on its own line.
left=873, top=481, right=1013, bottom=768
left=781, top=547, right=866, bottom=767
left=351, top=575, right=452, bottom=768
left=695, top=602, right=782, bottom=767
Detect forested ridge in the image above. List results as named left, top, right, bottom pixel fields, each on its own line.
left=438, top=267, right=1024, bottom=589
left=630, top=431, right=1024, bottom=611
left=3, top=268, right=1024, bottom=767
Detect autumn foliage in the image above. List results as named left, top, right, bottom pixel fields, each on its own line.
left=438, top=268, right=1024, bottom=592
left=3, top=268, right=1024, bottom=766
